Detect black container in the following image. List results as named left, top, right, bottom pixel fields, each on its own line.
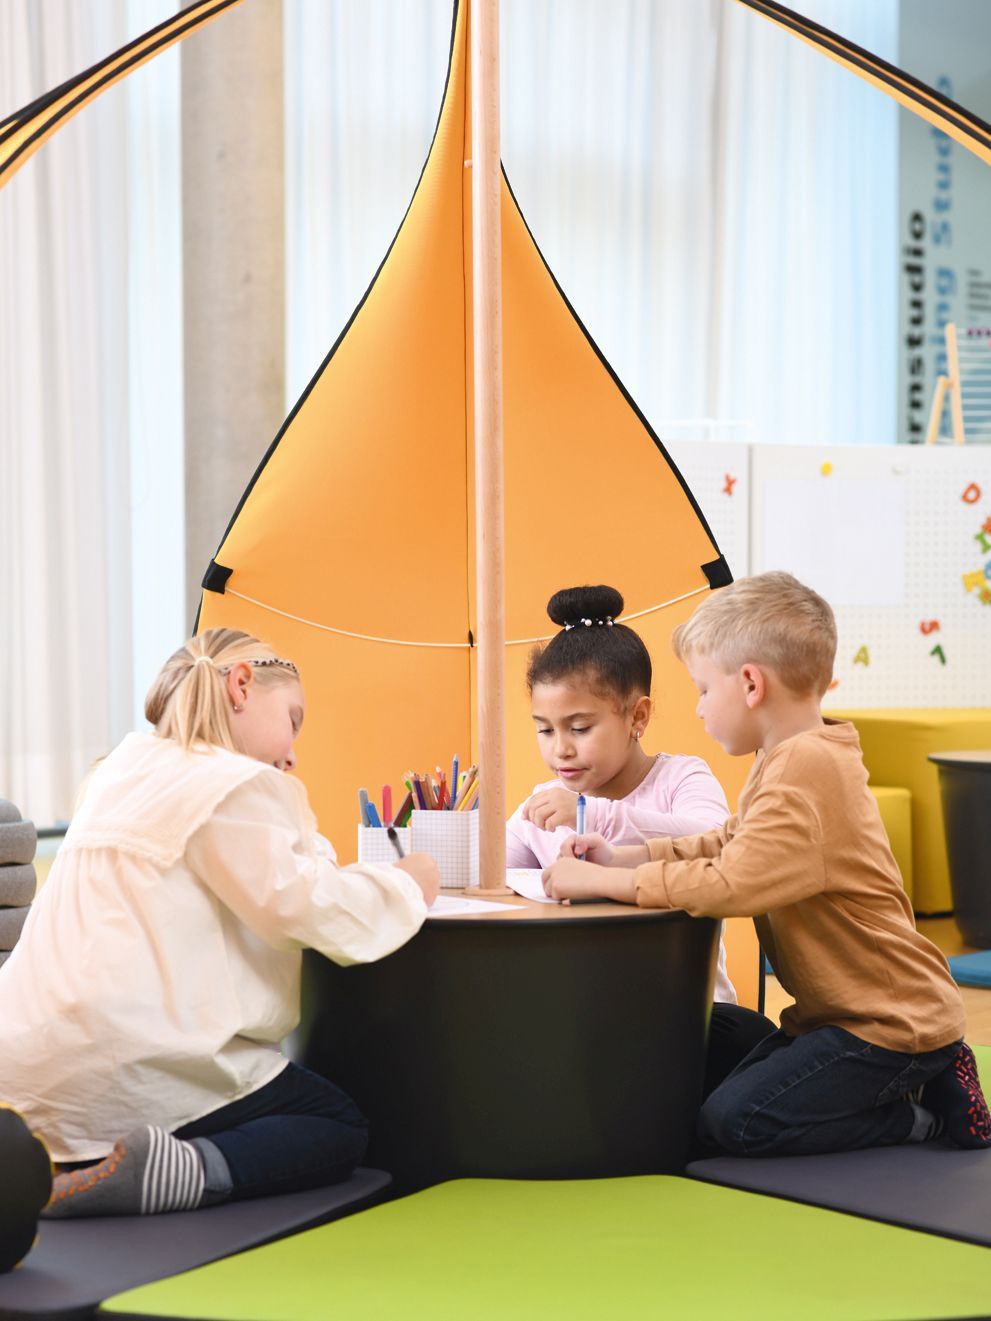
left=930, top=752, right=991, bottom=947
left=293, top=907, right=718, bottom=1194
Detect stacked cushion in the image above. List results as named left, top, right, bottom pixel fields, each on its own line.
left=0, top=800, right=37, bottom=968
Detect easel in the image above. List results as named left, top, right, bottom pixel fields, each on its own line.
left=925, top=322, right=966, bottom=445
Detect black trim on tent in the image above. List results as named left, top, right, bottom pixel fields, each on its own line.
left=202, top=559, right=233, bottom=594
left=0, top=0, right=243, bottom=180
left=702, top=556, right=733, bottom=589
left=737, top=0, right=991, bottom=149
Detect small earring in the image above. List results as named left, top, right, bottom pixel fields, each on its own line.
left=634, top=729, right=642, bottom=740
left=233, top=703, right=244, bottom=714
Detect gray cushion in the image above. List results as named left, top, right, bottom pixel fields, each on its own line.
left=0, top=821, right=36, bottom=866
left=0, top=1168, right=391, bottom=1320
left=0, top=801, right=21, bottom=825
left=687, top=1141, right=991, bottom=1247
left=0, top=864, right=36, bottom=908
left=0, top=906, right=29, bottom=952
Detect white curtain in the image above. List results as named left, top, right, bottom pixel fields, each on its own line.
left=285, top=0, right=898, bottom=445
left=0, top=1, right=182, bottom=826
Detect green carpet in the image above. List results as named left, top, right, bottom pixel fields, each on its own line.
left=102, top=1174, right=991, bottom=1321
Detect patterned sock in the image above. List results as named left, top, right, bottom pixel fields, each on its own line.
left=921, top=1044, right=991, bottom=1149
left=42, top=1126, right=206, bottom=1218
left=906, top=1102, right=944, bottom=1142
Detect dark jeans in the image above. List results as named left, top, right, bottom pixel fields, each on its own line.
left=174, top=1062, right=368, bottom=1200
left=699, top=1024, right=962, bottom=1157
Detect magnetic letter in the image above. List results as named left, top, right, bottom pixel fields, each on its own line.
left=976, top=531, right=991, bottom=555
left=919, top=620, right=940, bottom=635
left=722, top=473, right=737, bottom=496
left=963, top=569, right=986, bottom=593
left=853, top=645, right=870, bottom=667
left=930, top=644, right=947, bottom=665
left=962, top=482, right=982, bottom=504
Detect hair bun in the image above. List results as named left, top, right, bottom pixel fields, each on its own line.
left=546, top=585, right=624, bottom=627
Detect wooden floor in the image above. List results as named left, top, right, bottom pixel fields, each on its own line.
left=765, top=916, right=991, bottom=1046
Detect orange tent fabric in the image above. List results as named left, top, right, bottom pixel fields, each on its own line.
left=193, top=0, right=730, bottom=852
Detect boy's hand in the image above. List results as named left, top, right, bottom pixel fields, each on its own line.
left=542, top=858, right=637, bottom=905
left=395, top=853, right=440, bottom=907
left=522, top=787, right=578, bottom=831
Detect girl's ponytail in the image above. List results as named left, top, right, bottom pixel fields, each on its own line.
left=526, top=585, right=652, bottom=702
left=145, top=628, right=299, bottom=751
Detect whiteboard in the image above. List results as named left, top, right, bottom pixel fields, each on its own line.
left=750, top=444, right=991, bottom=708
left=666, top=439, right=750, bottom=585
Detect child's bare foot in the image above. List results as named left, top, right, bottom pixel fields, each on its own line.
left=42, top=1126, right=205, bottom=1217
left=922, top=1044, right=991, bottom=1149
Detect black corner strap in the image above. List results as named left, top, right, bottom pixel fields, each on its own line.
left=202, top=560, right=233, bottom=594
left=701, top=556, right=733, bottom=589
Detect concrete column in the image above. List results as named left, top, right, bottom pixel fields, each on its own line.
left=181, top=0, right=284, bottom=625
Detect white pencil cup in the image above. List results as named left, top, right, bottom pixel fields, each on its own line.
left=409, top=810, right=479, bottom=890
left=357, top=825, right=411, bottom=867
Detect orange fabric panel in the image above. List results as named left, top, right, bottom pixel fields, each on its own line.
left=199, top=1, right=732, bottom=860
left=197, top=591, right=472, bottom=862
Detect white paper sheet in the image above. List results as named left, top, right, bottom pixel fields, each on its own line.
left=505, top=868, right=557, bottom=904
left=426, top=893, right=517, bottom=917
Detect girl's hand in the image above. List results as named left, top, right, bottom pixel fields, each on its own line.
left=522, top=787, right=578, bottom=831
left=395, top=853, right=441, bottom=908
left=558, top=831, right=613, bottom=865
left=541, top=858, right=637, bottom=905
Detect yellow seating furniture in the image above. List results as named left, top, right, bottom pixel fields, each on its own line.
left=833, top=709, right=991, bottom=913
left=868, top=786, right=913, bottom=904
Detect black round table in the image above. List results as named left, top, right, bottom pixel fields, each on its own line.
left=929, top=751, right=991, bottom=947
left=293, top=896, right=719, bottom=1193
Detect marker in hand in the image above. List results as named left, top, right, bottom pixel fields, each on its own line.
left=387, top=826, right=405, bottom=859
left=575, top=793, right=586, bottom=860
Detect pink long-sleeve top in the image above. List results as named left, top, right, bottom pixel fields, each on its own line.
left=506, top=753, right=736, bottom=1002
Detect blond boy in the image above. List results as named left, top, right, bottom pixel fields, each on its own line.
left=544, top=572, right=990, bottom=1156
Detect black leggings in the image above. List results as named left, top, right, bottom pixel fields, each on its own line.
left=704, top=1002, right=777, bottom=1099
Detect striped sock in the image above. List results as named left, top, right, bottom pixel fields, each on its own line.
left=42, top=1126, right=205, bottom=1218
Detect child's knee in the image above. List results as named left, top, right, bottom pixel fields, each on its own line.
left=697, top=1086, right=749, bottom=1156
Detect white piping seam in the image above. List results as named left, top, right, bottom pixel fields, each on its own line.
left=225, top=584, right=709, bottom=649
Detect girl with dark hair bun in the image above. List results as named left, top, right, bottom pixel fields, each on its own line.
left=508, top=584, right=777, bottom=1092
left=507, top=584, right=737, bottom=1003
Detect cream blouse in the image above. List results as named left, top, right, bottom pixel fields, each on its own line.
left=0, top=733, right=428, bottom=1160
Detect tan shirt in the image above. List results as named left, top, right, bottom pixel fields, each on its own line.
left=635, top=721, right=964, bottom=1054
left=0, top=733, right=428, bottom=1160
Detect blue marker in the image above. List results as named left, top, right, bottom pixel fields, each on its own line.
left=575, top=793, right=586, bottom=860
left=365, top=801, right=383, bottom=829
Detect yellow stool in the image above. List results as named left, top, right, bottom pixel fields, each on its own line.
left=868, top=785, right=913, bottom=904
left=833, top=709, right=991, bottom=913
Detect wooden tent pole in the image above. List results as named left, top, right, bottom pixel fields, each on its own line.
left=469, top=0, right=511, bottom=895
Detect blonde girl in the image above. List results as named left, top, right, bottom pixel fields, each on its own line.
left=0, top=628, right=438, bottom=1217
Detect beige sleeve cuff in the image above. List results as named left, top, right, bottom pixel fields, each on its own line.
left=645, top=836, right=678, bottom=863
left=634, top=858, right=672, bottom=909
